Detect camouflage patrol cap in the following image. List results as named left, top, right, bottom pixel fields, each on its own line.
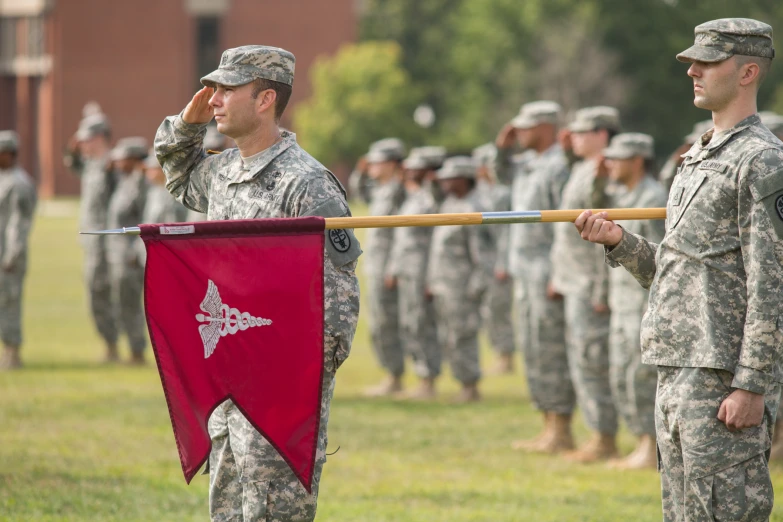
left=568, top=106, right=621, bottom=133
left=760, top=111, right=783, bottom=137
left=511, top=101, right=561, bottom=129
left=676, top=18, right=775, bottom=63
left=110, top=137, right=149, bottom=161
left=436, top=156, right=477, bottom=181
left=76, top=113, right=111, bottom=141
left=201, top=45, right=295, bottom=88
left=366, top=138, right=406, bottom=163
left=0, top=130, right=20, bottom=153
left=685, top=119, right=714, bottom=144
left=402, top=154, right=428, bottom=170
left=410, top=146, right=447, bottom=169
left=472, top=143, right=497, bottom=167
left=602, top=133, right=654, bottom=160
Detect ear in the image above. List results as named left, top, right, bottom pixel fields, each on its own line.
left=739, top=61, right=760, bottom=87
left=256, top=89, right=277, bottom=116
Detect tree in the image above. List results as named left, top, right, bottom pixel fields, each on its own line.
left=293, top=41, right=424, bottom=167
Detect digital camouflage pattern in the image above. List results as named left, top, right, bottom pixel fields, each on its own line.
left=660, top=120, right=714, bottom=193
left=106, top=169, right=148, bottom=356
left=427, top=191, right=492, bottom=385
left=386, top=185, right=440, bottom=378
left=201, top=45, right=295, bottom=88
left=656, top=366, right=778, bottom=522
left=567, top=106, right=621, bottom=134
left=677, top=18, right=775, bottom=63
left=597, top=175, right=667, bottom=436
left=155, top=114, right=361, bottom=521
left=0, top=166, right=36, bottom=347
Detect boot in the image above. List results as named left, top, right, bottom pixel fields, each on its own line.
left=565, top=432, right=618, bottom=463
left=453, top=382, right=481, bottom=403
left=770, top=420, right=783, bottom=461
left=127, top=352, right=146, bottom=366
left=0, top=345, right=22, bottom=370
left=404, top=377, right=436, bottom=400
left=104, top=342, right=119, bottom=364
left=536, top=413, right=575, bottom=454
left=512, top=412, right=552, bottom=451
left=609, top=434, right=657, bottom=470
left=489, top=353, right=514, bottom=375
left=363, top=375, right=403, bottom=398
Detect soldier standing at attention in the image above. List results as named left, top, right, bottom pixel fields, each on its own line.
left=472, top=143, right=515, bottom=375
left=106, top=138, right=149, bottom=366
left=385, top=147, right=443, bottom=400
left=0, top=131, right=36, bottom=370
left=427, top=157, right=492, bottom=402
left=155, top=45, right=361, bottom=522
left=552, top=106, right=620, bottom=463
left=64, top=112, right=121, bottom=361
left=594, top=133, right=667, bottom=469
left=496, top=102, right=575, bottom=453
left=576, top=19, right=783, bottom=520
left=350, top=138, right=406, bottom=397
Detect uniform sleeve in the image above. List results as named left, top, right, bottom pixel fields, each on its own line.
left=63, top=147, right=85, bottom=175
left=347, top=168, right=373, bottom=204
left=495, top=148, right=516, bottom=186
left=731, top=149, right=783, bottom=393
left=301, top=195, right=362, bottom=269
left=154, top=114, right=216, bottom=214
left=2, top=181, right=36, bottom=270
left=466, top=225, right=493, bottom=299
left=605, top=229, right=659, bottom=289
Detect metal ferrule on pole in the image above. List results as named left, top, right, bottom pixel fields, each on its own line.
left=481, top=211, right=542, bottom=225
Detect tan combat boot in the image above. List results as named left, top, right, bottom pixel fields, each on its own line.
left=0, top=345, right=22, bottom=370
left=454, top=382, right=481, bottom=403
left=404, top=377, right=436, bottom=400
left=565, top=432, right=618, bottom=463
left=489, top=353, right=514, bottom=375
left=511, top=412, right=552, bottom=451
left=127, top=352, right=146, bottom=366
left=537, top=413, right=575, bottom=454
left=363, top=375, right=403, bottom=398
left=770, top=420, right=783, bottom=461
left=104, top=342, right=119, bottom=364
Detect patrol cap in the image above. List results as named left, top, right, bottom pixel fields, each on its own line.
left=568, top=106, right=621, bottom=133
left=676, top=18, right=775, bottom=63
left=760, top=111, right=783, bottom=137
left=510, top=101, right=561, bottom=129
left=366, top=138, right=406, bottom=163
left=76, top=113, right=111, bottom=141
left=0, top=130, right=19, bottom=153
left=144, top=148, right=161, bottom=169
left=110, top=137, right=149, bottom=161
left=472, top=143, right=497, bottom=167
left=602, top=133, right=654, bottom=160
left=409, top=146, right=447, bottom=169
left=436, top=156, right=477, bottom=181
left=204, top=125, right=225, bottom=151
left=82, top=101, right=103, bottom=118
left=685, top=119, right=713, bottom=144
left=402, top=154, right=429, bottom=171
left=201, top=45, right=295, bottom=88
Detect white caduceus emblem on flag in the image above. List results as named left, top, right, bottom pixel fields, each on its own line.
left=196, top=280, right=273, bottom=359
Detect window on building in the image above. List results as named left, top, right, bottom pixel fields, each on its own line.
left=196, top=16, right=220, bottom=88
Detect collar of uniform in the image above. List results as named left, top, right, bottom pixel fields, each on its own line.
left=236, top=131, right=296, bottom=184
left=681, top=114, right=761, bottom=162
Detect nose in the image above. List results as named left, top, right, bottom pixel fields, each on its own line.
left=209, top=89, right=221, bottom=108
left=687, top=62, right=701, bottom=78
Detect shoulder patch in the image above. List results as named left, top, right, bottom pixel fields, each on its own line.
left=328, top=229, right=351, bottom=253
left=699, top=161, right=729, bottom=174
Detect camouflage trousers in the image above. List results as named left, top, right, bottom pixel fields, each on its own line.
left=0, top=270, right=25, bottom=346
left=108, top=261, right=147, bottom=354
left=656, top=366, right=778, bottom=522
left=481, top=276, right=514, bottom=355
left=433, top=292, right=481, bottom=385
left=83, top=241, right=119, bottom=344
left=397, top=275, right=440, bottom=379
left=513, top=258, right=574, bottom=414
left=366, top=274, right=403, bottom=377
left=564, top=291, right=617, bottom=434
left=609, top=311, right=656, bottom=436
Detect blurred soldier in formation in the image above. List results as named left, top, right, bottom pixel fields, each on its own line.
left=350, top=138, right=406, bottom=397
left=385, top=146, right=444, bottom=399
left=0, top=131, right=37, bottom=370
left=594, top=133, right=667, bottom=469
left=472, top=143, right=515, bottom=374
left=427, top=157, right=492, bottom=402
left=64, top=110, right=120, bottom=361
left=496, top=101, right=575, bottom=452
left=658, top=119, right=712, bottom=193
left=106, top=138, right=149, bottom=365
left=552, top=107, right=620, bottom=463
left=760, top=110, right=783, bottom=140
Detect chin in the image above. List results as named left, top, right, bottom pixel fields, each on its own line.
left=693, top=96, right=712, bottom=110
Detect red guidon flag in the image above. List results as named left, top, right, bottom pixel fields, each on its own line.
left=139, top=218, right=325, bottom=492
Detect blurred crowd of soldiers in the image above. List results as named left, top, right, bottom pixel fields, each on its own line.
left=350, top=102, right=783, bottom=469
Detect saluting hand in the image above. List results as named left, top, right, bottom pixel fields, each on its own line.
left=574, top=210, right=623, bottom=247
left=495, top=124, right=516, bottom=149
left=182, top=87, right=215, bottom=125
left=718, top=389, right=765, bottom=432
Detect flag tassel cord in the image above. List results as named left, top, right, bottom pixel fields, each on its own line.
left=80, top=208, right=667, bottom=235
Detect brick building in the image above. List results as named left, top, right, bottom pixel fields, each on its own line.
left=0, top=0, right=356, bottom=197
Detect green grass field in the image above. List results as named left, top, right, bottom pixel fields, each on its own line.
left=2, top=200, right=783, bottom=521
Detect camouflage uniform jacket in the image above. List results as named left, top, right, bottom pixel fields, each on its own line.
left=550, top=159, right=608, bottom=303
left=474, top=180, right=511, bottom=274
left=106, top=170, right=147, bottom=267
left=0, top=167, right=36, bottom=272
left=426, top=192, right=493, bottom=298
left=606, top=114, right=783, bottom=394
left=386, top=185, right=437, bottom=281
left=64, top=150, right=115, bottom=233
left=362, top=180, right=403, bottom=278
left=143, top=184, right=188, bottom=225
left=497, top=144, right=569, bottom=275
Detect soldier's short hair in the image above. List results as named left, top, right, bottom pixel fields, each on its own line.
left=251, top=78, right=292, bottom=122
left=734, top=55, right=772, bottom=88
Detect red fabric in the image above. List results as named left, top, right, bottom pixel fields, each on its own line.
left=140, top=218, right=325, bottom=492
